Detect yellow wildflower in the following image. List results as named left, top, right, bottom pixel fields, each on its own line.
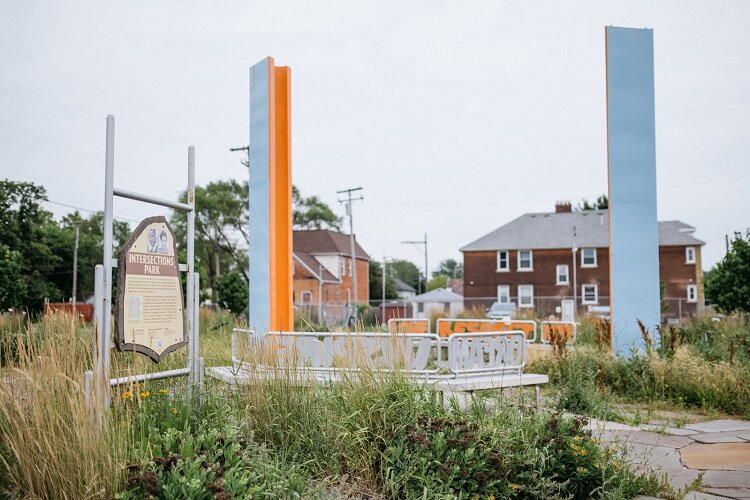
left=510, top=484, right=522, bottom=492
left=122, top=391, right=132, bottom=400
left=159, top=389, right=168, bottom=395
left=580, top=448, right=587, bottom=456
left=139, top=390, right=150, bottom=398
left=171, top=407, right=177, bottom=416
left=576, top=466, right=588, bottom=474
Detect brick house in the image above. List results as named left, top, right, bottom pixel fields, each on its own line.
left=293, top=229, right=370, bottom=310
left=461, top=203, right=705, bottom=322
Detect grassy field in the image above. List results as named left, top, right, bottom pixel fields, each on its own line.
left=0, top=311, right=675, bottom=499
left=528, top=317, right=750, bottom=422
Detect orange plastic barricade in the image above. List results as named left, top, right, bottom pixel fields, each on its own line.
left=540, top=321, right=577, bottom=344
left=387, top=318, right=430, bottom=334
left=435, top=318, right=537, bottom=342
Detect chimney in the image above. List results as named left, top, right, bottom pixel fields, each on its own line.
left=555, top=201, right=572, bottom=213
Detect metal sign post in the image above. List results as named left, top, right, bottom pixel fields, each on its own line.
left=85, top=115, right=202, bottom=416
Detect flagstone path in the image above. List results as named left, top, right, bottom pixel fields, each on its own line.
left=586, top=418, right=750, bottom=499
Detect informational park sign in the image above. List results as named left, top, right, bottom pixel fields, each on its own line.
left=606, top=26, right=661, bottom=355
left=115, top=216, right=185, bottom=362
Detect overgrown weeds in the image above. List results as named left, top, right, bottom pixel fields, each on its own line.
left=0, top=313, right=127, bottom=498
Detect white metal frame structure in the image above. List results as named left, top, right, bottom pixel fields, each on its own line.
left=84, top=115, right=202, bottom=414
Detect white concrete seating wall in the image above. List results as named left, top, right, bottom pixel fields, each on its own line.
left=447, top=331, right=526, bottom=375
left=231, top=329, right=441, bottom=375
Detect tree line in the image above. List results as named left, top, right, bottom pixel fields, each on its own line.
left=6, top=180, right=742, bottom=317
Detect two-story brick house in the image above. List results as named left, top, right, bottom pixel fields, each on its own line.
left=461, top=203, right=704, bottom=321
left=293, top=229, right=370, bottom=309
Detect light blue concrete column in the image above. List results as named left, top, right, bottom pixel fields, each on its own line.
left=606, top=26, right=661, bottom=356
left=249, top=58, right=271, bottom=335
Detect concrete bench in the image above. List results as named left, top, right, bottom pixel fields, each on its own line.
left=208, top=329, right=548, bottom=405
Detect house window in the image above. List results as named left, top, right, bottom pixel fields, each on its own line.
left=517, top=250, right=533, bottom=271
left=686, top=247, right=696, bottom=264
left=346, top=289, right=351, bottom=305
left=518, top=285, right=534, bottom=308
left=339, top=257, right=346, bottom=277
left=348, top=258, right=353, bottom=276
left=497, top=285, right=510, bottom=304
left=417, top=302, right=424, bottom=313
left=581, top=248, right=597, bottom=267
left=301, top=291, right=313, bottom=304
left=556, top=265, right=569, bottom=285
left=496, top=250, right=509, bottom=271
left=582, top=284, right=598, bottom=304
left=687, top=284, right=697, bottom=303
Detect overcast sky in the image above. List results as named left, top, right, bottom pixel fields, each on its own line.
left=1, top=1, right=748, bottom=275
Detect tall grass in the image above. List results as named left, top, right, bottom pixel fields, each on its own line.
left=0, top=313, right=127, bottom=498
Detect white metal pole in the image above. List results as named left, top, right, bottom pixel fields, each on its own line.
left=572, top=247, right=578, bottom=316
left=318, top=263, right=323, bottom=324
left=381, top=253, right=386, bottom=325
left=93, top=263, right=104, bottom=419
left=186, top=146, right=196, bottom=387
left=101, top=115, right=115, bottom=410
left=72, top=224, right=79, bottom=304
left=194, top=273, right=202, bottom=389
left=348, top=199, right=358, bottom=310
left=424, top=233, right=428, bottom=291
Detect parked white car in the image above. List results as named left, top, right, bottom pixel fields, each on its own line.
left=486, top=302, right=516, bottom=320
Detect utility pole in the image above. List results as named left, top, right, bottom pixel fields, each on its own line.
left=72, top=222, right=81, bottom=304
left=230, top=145, right=249, bottom=167
left=337, top=187, right=363, bottom=315
left=382, top=253, right=387, bottom=324
left=402, top=233, right=428, bottom=295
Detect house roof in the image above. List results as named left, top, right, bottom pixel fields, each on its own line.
left=461, top=210, right=704, bottom=252
left=293, top=252, right=339, bottom=282
left=393, top=278, right=416, bottom=293
left=410, top=287, right=464, bottom=303
left=293, top=229, right=370, bottom=260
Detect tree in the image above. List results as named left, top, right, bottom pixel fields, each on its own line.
left=172, top=180, right=249, bottom=301
left=389, top=259, right=423, bottom=294
left=0, top=180, right=62, bottom=313
left=427, top=275, right=448, bottom=291
left=705, top=233, right=750, bottom=314
left=292, top=186, right=342, bottom=231
left=368, top=261, right=397, bottom=302
left=576, top=195, right=609, bottom=211
left=0, top=244, right=25, bottom=310
left=216, top=271, right=249, bottom=314
left=433, top=258, right=463, bottom=279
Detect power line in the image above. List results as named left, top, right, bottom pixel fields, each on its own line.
left=0, top=81, right=227, bottom=148
left=0, top=42, right=232, bottom=140
left=45, top=198, right=141, bottom=224
left=0, top=133, right=173, bottom=193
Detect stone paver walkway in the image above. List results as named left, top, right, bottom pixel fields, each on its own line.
left=586, top=418, right=750, bottom=499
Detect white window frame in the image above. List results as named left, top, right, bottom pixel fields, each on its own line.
left=348, top=258, right=353, bottom=276
left=581, top=248, right=597, bottom=268
left=685, top=246, right=696, bottom=264
left=518, top=284, right=534, bottom=308
left=497, top=285, right=510, bottom=304
left=496, top=250, right=509, bottom=272
left=301, top=290, right=313, bottom=304
left=339, top=257, right=346, bottom=278
left=581, top=284, right=598, bottom=305
left=517, top=249, right=533, bottom=271
left=556, top=264, right=569, bottom=285
left=687, top=284, right=697, bottom=303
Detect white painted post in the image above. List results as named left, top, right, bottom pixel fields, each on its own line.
left=101, top=115, right=115, bottom=410
left=186, top=146, right=196, bottom=393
